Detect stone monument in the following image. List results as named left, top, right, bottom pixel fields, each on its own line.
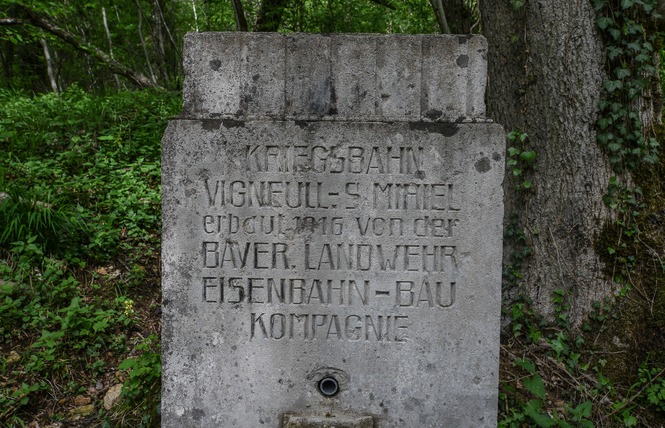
left=162, top=32, right=504, bottom=427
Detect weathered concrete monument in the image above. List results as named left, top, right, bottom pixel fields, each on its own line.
left=162, top=33, right=504, bottom=427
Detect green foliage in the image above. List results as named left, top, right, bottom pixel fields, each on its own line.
left=0, top=0, right=445, bottom=92
left=638, top=366, right=665, bottom=412
left=593, top=0, right=660, bottom=209
left=0, top=186, right=88, bottom=256
left=280, top=0, right=438, bottom=34
left=112, top=335, right=161, bottom=426
left=506, top=130, right=536, bottom=191
left=0, top=87, right=178, bottom=259
left=0, top=88, right=178, bottom=426
left=501, top=293, right=602, bottom=427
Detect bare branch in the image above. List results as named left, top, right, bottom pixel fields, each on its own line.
left=18, top=6, right=163, bottom=89
left=368, top=0, right=396, bottom=10
left=0, top=18, right=24, bottom=25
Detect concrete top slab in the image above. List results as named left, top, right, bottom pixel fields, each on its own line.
left=182, top=33, right=488, bottom=122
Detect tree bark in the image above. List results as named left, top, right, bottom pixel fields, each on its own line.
left=443, top=0, right=473, bottom=34
left=232, top=0, right=249, bottom=31
left=480, top=0, right=615, bottom=324
left=255, top=0, right=289, bottom=32
left=429, top=0, right=450, bottom=34
left=19, top=6, right=162, bottom=89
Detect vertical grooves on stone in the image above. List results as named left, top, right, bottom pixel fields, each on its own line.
left=283, top=34, right=289, bottom=118
left=373, top=36, right=379, bottom=119
left=181, top=33, right=487, bottom=121
left=460, top=36, right=470, bottom=120
left=419, top=35, right=426, bottom=121
left=328, top=35, right=337, bottom=116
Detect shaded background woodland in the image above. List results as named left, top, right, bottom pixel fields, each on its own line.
left=1, top=1, right=665, bottom=427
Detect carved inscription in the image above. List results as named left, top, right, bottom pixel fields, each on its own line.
left=198, top=142, right=462, bottom=342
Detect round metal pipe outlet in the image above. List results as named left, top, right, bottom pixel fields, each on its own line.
left=318, top=377, right=339, bottom=397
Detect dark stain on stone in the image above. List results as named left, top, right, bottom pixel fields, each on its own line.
left=456, top=54, right=469, bottom=68
left=492, top=152, right=502, bottom=161
left=209, top=59, right=221, bottom=71
left=252, top=73, right=260, bottom=81
left=455, top=116, right=466, bottom=123
left=202, top=119, right=221, bottom=131
left=307, top=77, right=334, bottom=115
left=294, top=120, right=309, bottom=129
left=240, top=93, right=252, bottom=112
left=415, top=170, right=426, bottom=179
left=328, top=77, right=338, bottom=115
left=475, top=157, right=491, bottom=173
left=458, top=35, right=472, bottom=44
left=191, top=408, right=205, bottom=421
left=424, top=109, right=443, bottom=120
left=222, top=120, right=246, bottom=129
left=409, top=122, right=459, bottom=137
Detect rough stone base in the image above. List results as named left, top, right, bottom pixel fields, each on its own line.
left=283, top=414, right=374, bottom=428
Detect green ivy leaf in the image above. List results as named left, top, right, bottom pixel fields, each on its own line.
left=524, top=400, right=555, bottom=427
left=571, top=401, right=592, bottom=419
left=622, top=410, right=638, bottom=427
left=523, top=374, right=547, bottom=400
left=603, top=80, right=623, bottom=92
left=520, top=150, right=537, bottom=164
left=626, top=41, right=641, bottom=51
left=615, top=68, right=631, bottom=79
left=607, top=46, right=623, bottom=60
left=515, top=357, right=536, bottom=374
left=597, top=16, right=614, bottom=29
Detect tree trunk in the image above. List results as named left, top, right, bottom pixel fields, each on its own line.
left=101, top=7, right=121, bottom=88
left=480, top=0, right=615, bottom=325
left=255, top=0, right=289, bottom=32
left=39, top=38, right=58, bottom=92
left=190, top=0, right=199, bottom=32
left=429, top=0, right=450, bottom=33
left=232, top=0, right=249, bottom=31
left=443, top=0, right=473, bottom=34
left=133, top=0, right=158, bottom=85
left=153, top=0, right=181, bottom=75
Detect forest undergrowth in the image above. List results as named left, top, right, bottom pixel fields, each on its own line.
left=0, top=88, right=179, bottom=427
left=0, top=87, right=663, bottom=427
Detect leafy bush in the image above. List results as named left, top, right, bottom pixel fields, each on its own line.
left=0, top=88, right=179, bottom=426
